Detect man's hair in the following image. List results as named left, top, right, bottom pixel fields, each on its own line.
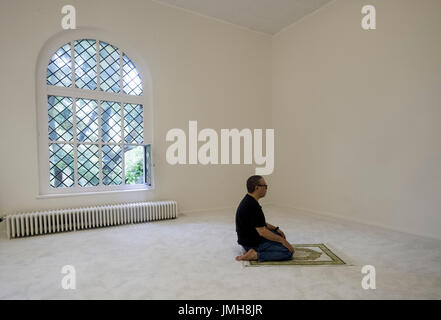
left=247, top=175, right=263, bottom=193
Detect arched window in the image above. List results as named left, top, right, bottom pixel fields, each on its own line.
left=37, top=32, right=153, bottom=196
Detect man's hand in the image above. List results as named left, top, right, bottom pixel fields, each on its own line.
left=281, top=239, right=295, bottom=253
left=276, top=228, right=286, bottom=239
left=267, top=223, right=286, bottom=239
left=257, top=227, right=294, bottom=253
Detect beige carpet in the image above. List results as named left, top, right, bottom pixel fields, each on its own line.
left=1, top=205, right=441, bottom=299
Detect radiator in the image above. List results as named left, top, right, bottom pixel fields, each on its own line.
left=5, top=201, right=178, bottom=239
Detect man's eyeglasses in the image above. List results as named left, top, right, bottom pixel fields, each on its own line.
left=257, top=184, right=268, bottom=189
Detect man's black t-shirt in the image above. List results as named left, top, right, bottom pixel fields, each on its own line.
left=235, top=194, right=267, bottom=247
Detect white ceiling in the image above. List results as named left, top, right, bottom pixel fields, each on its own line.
left=153, top=0, right=334, bottom=35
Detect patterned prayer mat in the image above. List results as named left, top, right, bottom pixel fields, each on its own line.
left=244, top=243, right=347, bottom=267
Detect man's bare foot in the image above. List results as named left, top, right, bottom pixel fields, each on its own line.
left=235, top=249, right=258, bottom=261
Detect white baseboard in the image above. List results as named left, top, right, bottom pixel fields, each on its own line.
left=179, top=201, right=273, bottom=216
left=272, top=203, right=441, bottom=241
left=179, top=205, right=235, bottom=215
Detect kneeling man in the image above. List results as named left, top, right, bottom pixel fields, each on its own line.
left=235, top=175, right=294, bottom=262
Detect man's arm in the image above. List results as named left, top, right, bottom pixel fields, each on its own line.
left=266, top=222, right=286, bottom=239
left=256, top=226, right=294, bottom=252
left=266, top=222, right=276, bottom=231
left=258, top=226, right=282, bottom=241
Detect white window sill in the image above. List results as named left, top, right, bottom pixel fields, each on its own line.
left=37, top=186, right=154, bottom=199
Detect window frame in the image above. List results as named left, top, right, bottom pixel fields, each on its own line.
left=36, top=29, right=154, bottom=197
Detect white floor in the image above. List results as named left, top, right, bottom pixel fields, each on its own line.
left=1, top=205, right=440, bottom=299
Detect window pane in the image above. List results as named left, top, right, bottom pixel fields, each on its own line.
left=77, top=144, right=100, bottom=187
left=102, top=145, right=122, bottom=185
left=76, top=98, right=99, bottom=142
left=49, top=143, right=74, bottom=188
left=47, top=43, right=72, bottom=87
left=100, top=41, right=120, bottom=93
left=45, top=40, right=149, bottom=191
left=48, top=96, right=73, bottom=141
left=124, top=103, right=144, bottom=143
left=122, top=54, right=142, bottom=96
left=125, top=145, right=145, bottom=185
left=146, top=144, right=151, bottom=186
left=101, top=101, right=121, bottom=143
left=75, top=39, right=97, bottom=90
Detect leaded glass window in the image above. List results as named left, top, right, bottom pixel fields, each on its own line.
left=45, top=39, right=150, bottom=190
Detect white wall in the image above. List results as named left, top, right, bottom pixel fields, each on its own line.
left=0, top=0, right=272, bottom=214
left=271, top=0, right=441, bottom=239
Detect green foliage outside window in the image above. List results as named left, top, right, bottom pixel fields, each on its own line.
left=125, top=146, right=144, bottom=184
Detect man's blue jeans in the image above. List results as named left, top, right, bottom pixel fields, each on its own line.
left=242, top=230, right=293, bottom=262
